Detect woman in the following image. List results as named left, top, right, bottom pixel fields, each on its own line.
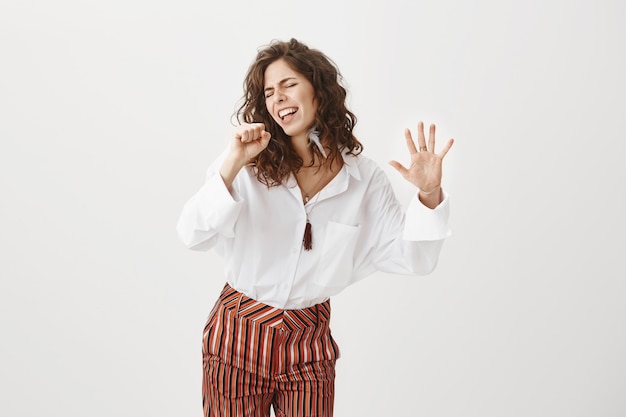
left=177, top=38, right=453, bottom=417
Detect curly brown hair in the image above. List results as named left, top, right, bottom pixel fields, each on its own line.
left=236, top=38, right=363, bottom=187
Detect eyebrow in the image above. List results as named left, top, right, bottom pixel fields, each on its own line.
left=264, top=77, right=297, bottom=92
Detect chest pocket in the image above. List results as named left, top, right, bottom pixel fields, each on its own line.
left=312, top=221, right=361, bottom=292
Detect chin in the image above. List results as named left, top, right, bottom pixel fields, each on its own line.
left=281, top=126, right=303, bottom=138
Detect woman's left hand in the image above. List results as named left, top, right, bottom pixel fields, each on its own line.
left=389, top=121, right=454, bottom=206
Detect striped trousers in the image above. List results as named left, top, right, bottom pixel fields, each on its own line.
left=202, top=284, right=341, bottom=417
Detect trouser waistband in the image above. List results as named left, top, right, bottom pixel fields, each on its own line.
left=203, top=283, right=340, bottom=378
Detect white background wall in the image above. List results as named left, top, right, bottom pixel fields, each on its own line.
left=2, top=1, right=625, bottom=416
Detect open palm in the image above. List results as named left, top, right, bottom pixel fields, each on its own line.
left=389, top=121, right=454, bottom=193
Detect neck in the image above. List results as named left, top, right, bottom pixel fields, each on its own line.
left=291, top=133, right=312, bottom=164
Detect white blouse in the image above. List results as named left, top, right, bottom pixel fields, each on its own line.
left=177, top=149, right=451, bottom=309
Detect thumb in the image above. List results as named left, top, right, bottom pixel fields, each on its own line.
left=259, top=131, right=271, bottom=148
left=388, top=160, right=408, bottom=177
left=389, top=161, right=406, bottom=172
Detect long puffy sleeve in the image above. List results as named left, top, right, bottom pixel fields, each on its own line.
left=365, top=166, right=451, bottom=276
left=176, top=154, right=245, bottom=251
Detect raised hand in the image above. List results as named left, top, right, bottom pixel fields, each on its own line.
left=389, top=121, right=454, bottom=207
left=230, top=122, right=272, bottom=165
left=220, top=123, right=271, bottom=188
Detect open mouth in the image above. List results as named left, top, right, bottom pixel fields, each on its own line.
left=278, top=107, right=298, bottom=121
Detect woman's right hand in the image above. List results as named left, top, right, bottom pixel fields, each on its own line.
left=220, top=123, right=271, bottom=188
left=230, top=123, right=271, bottom=165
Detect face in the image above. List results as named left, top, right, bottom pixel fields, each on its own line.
left=264, top=58, right=317, bottom=140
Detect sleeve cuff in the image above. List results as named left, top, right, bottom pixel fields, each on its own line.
left=193, top=166, right=244, bottom=238
left=402, top=190, right=452, bottom=241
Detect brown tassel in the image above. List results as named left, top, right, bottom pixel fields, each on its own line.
left=303, top=220, right=313, bottom=251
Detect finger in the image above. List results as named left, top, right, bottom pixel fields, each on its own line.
left=253, top=125, right=263, bottom=141
left=438, top=138, right=454, bottom=159
left=251, top=122, right=266, bottom=131
left=428, top=124, right=436, bottom=152
left=388, top=160, right=409, bottom=179
left=247, top=127, right=260, bottom=142
left=417, top=121, right=427, bottom=151
left=234, top=125, right=245, bottom=140
left=404, top=128, right=418, bottom=154
left=246, top=129, right=256, bottom=143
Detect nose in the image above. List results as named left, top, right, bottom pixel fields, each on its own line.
left=273, top=88, right=286, bottom=103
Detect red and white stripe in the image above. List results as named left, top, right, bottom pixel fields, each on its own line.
left=202, top=284, right=340, bottom=416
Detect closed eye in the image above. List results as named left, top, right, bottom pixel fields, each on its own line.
left=264, top=78, right=298, bottom=99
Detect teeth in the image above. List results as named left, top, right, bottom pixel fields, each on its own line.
left=279, top=108, right=297, bottom=119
